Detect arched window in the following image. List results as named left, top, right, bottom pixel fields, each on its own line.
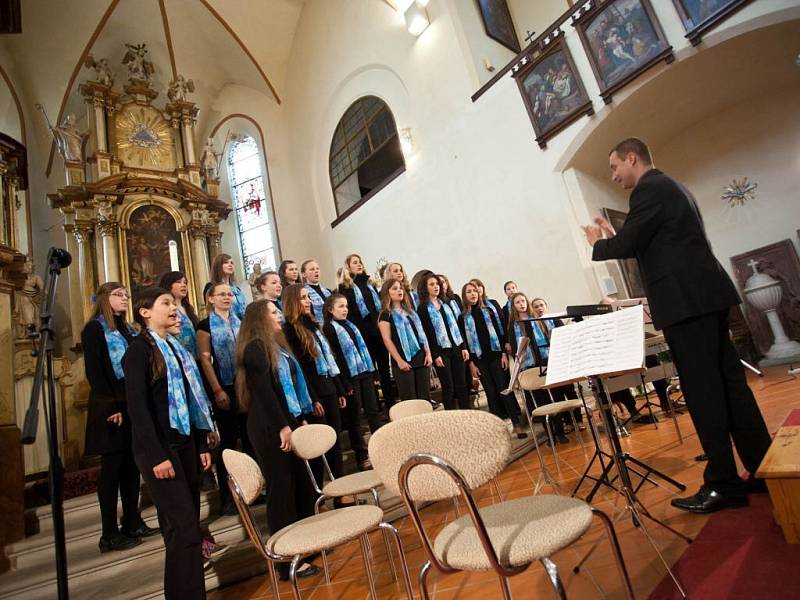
left=227, top=135, right=279, bottom=276
left=329, top=96, right=405, bottom=225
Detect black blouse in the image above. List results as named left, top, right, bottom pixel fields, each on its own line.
left=338, top=273, right=380, bottom=339
left=378, top=311, right=426, bottom=367
left=284, top=315, right=348, bottom=398
left=418, top=300, right=465, bottom=358
left=322, top=320, right=375, bottom=382
left=462, top=304, right=506, bottom=362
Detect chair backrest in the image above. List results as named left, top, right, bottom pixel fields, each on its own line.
left=291, top=423, right=338, bottom=460
left=222, top=449, right=264, bottom=504
left=389, top=399, right=433, bottom=421
left=368, top=410, right=511, bottom=502
left=518, top=368, right=546, bottom=391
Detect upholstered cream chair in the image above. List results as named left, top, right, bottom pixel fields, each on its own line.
left=518, top=368, right=589, bottom=474
left=222, top=449, right=413, bottom=600
left=389, top=399, right=434, bottom=421
left=368, top=410, right=634, bottom=600
left=291, top=423, right=397, bottom=581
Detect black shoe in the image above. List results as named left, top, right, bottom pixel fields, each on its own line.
left=695, top=453, right=709, bottom=462
left=670, top=487, right=748, bottom=514
left=556, top=433, right=569, bottom=444
left=515, top=431, right=529, bottom=439
left=121, top=520, right=160, bottom=539
left=745, top=477, right=768, bottom=494
left=220, top=500, right=239, bottom=516
left=278, top=562, right=321, bottom=581
left=99, top=532, right=141, bottom=553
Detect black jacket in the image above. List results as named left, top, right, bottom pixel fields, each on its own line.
left=418, top=300, right=466, bottom=359
left=338, top=273, right=380, bottom=341
left=284, top=315, right=349, bottom=398
left=593, top=169, right=739, bottom=330
left=123, top=335, right=209, bottom=470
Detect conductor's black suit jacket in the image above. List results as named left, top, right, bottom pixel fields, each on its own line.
left=592, top=169, right=740, bottom=330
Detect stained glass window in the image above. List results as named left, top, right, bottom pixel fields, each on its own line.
left=227, top=136, right=279, bottom=277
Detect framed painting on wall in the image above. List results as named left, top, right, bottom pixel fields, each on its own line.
left=574, top=0, right=673, bottom=104
left=476, top=0, right=521, bottom=53
left=513, top=37, right=594, bottom=149
left=602, top=207, right=647, bottom=298
left=671, top=0, right=754, bottom=46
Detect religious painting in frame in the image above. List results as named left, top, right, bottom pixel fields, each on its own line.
left=574, top=0, right=673, bottom=104
left=730, top=239, right=800, bottom=356
left=602, top=207, right=647, bottom=298
left=671, top=0, right=754, bottom=46
left=122, top=202, right=187, bottom=295
left=514, top=37, right=594, bottom=149
left=476, top=0, right=521, bottom=53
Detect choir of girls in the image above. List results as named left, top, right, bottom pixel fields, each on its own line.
left=90, top=250, right=589, bottom=596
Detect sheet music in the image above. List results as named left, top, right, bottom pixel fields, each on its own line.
left=545, top=305, right=645, bottom=386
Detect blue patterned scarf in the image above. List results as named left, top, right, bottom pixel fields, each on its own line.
left=447, top=297, right=461, bottom=318
left=410, top=290, right=419, bottom=310
left=312, top=329, right=340, bottom=377
left=149, top=330, right=214, bottom=435
left=463, top=308, right=501, bottom=358
left=176, top=308, right=196, bottom=356
left=426, top=301, right=463, bottom=348
left=97, top=315, right=136, bottom=380
left=276, top=348, right=313, bottom=417
left=485, top=299, right=501, bottom=324
left=331, top=319, right=374, bottom=377
left=230, top=283, right=247, bottom=320
left=533, top=319, right=554, bottom=361
left=305, top=284, right=331, bottom=324
left=210, top=311, right=240, bottom=386
left=513, top=320, right=548, bottom=369
left=391, top=308, right=427, bottom=361
left=352, top=281, right=381, bottom=318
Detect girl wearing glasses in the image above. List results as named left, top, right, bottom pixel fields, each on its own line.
left=83, top=283, right=158, bottom=553
left=210, top=253, right=247, bottom=320
left=197, top=282, right=249, bottom=515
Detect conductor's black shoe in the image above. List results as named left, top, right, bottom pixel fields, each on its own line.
left=121, top=520, right=160, bottom=539
left=278, top=562, right=321, bottom=581
left=99, top=532, right=141, bottom=553
left=745, top=477, right=768, bottom=494
left=670, top=487, right=748, bottom=514
left=694, top=453, right=709, bottom=462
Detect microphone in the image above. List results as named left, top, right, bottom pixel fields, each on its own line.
left=47, top=247, right=72, bottom=269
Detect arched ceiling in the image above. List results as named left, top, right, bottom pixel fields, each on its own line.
left=0, top=0, right=305, bottom=173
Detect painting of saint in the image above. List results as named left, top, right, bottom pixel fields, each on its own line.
left=124, top=204, right=185, bottom=295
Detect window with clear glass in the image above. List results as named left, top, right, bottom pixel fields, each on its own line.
left=329, top=96, right=405, bottom=224
left=227, top=136, right=279, bottom=277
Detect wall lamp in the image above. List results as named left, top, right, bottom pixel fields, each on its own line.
left=387, top=0, right=431, bottom=37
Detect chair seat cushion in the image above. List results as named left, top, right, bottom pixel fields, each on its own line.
left=322, top=469, right=384, bottom=497
left=267, top=505, right=384, bottom=557
left=433, top=495, right=592, bottom=570
left=532, top=399, right=583, bottom=417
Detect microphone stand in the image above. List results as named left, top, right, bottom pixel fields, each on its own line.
left=21, top=250, right=70, bottom=600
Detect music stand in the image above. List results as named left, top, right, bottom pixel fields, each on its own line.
left=544, top=306, right=691, bottom=599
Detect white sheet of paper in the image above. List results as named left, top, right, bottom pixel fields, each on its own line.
left=545, top=304, right=645, bottom=386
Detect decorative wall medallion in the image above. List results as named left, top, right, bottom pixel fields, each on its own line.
left=115, top=105, right=175, bottom=170
left=722, top=177, right=757, bottom=208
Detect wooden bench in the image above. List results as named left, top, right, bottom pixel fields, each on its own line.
left=756, top=408, right=800, bottom=544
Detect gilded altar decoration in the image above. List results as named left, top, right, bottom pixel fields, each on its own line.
left=167, top=75, right=195, bottom=103
left=124, top=204, right=186, bottom=294
left=722, top=177, right=757, bottom=208
left=83, top=54, right=114, bottom=87
left=115, top=105, right=175, bottom=170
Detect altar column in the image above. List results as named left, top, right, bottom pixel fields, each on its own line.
left=97, top=220, right=119, bottom=283
left=73, top=221, right=97, bottom=323
left=189, top=225, right=210, bottom=305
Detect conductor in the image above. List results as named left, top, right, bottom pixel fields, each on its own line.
left=582, top=138, right=772, bottom=514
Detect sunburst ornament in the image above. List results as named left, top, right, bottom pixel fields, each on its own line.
left=722, top=177, right=757, bottom=208
left=115, top=105, right=174, bottom=169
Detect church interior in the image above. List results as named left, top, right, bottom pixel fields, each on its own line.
left=0, top=0, right=799, bottom=598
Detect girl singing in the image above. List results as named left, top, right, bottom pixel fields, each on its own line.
left=278, top=259, right=301, bottom=288
left=301, top=259, right=332, bottom=324
left=210, top=253, right=247, bottom=320
left=159, top=271, right=200, bottom=356
left=255, top=270, right=284, bottom=320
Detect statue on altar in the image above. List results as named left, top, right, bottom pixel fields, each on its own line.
left=122, top=43, right=155, bottom=83
left=51, top=113, right=88, bottom=163
left=201, top=138, right=219, bottom=181
left=83, top=54, right=114, bottom=87
left=14, top=258, right=44, bottom=339
left=167, top=75, right=195, bottom=103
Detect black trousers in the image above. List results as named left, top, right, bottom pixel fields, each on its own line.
left=435, top=347, right=470, bottom=410
left=367, top=334, right=395, bottom=406
left=664, top=310, right=772, bottom=495
left=394, top=362, right=431, bottom=401
left=310, top=392, right=344, bottom=482
left=524, top=388, right=565, bottom=436
left=136, top=439, right=205, bottom=600
left=98, top=450, right=141, bottom=537
left=353, top=375, right=382, bottom=433
left=341, top=382, right=369, bottom=463
left=474, top=355, right=521, bottom=424
left=214, top=386, right=252, bottom=507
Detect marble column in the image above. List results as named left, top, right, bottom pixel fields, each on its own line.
left=97, top=219, right=119, bottom=283
left=190, top=226, right=210, bottom=306
left=73, top=222, right=96, bottom=323
left=182, top=115, right=197, bottom=166
left=61, top=216, right=84, bottom=350
left=205, top=228, right=222, bottom=262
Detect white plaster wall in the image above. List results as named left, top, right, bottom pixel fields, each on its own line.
left=0, top=80, right=21, bottom=142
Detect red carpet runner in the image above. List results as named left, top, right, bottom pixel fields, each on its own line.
left=648, top=494, right=800, bottom=599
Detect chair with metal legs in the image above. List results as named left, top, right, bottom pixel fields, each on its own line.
left=389, top=399, right=434, bottom=421
left=368, top=410, right=634, bottom=600
left=290, top=423, right=397, bottom=583
left=222, top=449, right=414, bottom=600
left=518, top=369, right=589, bottom=475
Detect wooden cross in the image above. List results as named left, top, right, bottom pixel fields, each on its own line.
left=525, top=30, right=536, bottom=44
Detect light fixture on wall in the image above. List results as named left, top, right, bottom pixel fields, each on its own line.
left=399, top=127, right=413, bottom=155
left=404, top=2, right=430, bottom=37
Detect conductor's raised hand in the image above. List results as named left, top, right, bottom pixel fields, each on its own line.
left=581, top=224, right=603, bottom=247
left=153, top=459, right=175, bottom=479
left=594, top=216, right=616, bottom=237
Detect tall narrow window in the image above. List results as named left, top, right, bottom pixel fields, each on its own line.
left=329, top=96, right=405, bottom=225
left=227, top=135, right=279, bottom=276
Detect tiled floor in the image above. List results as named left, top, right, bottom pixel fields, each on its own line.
left=210, top=365, right=800, bottom=599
